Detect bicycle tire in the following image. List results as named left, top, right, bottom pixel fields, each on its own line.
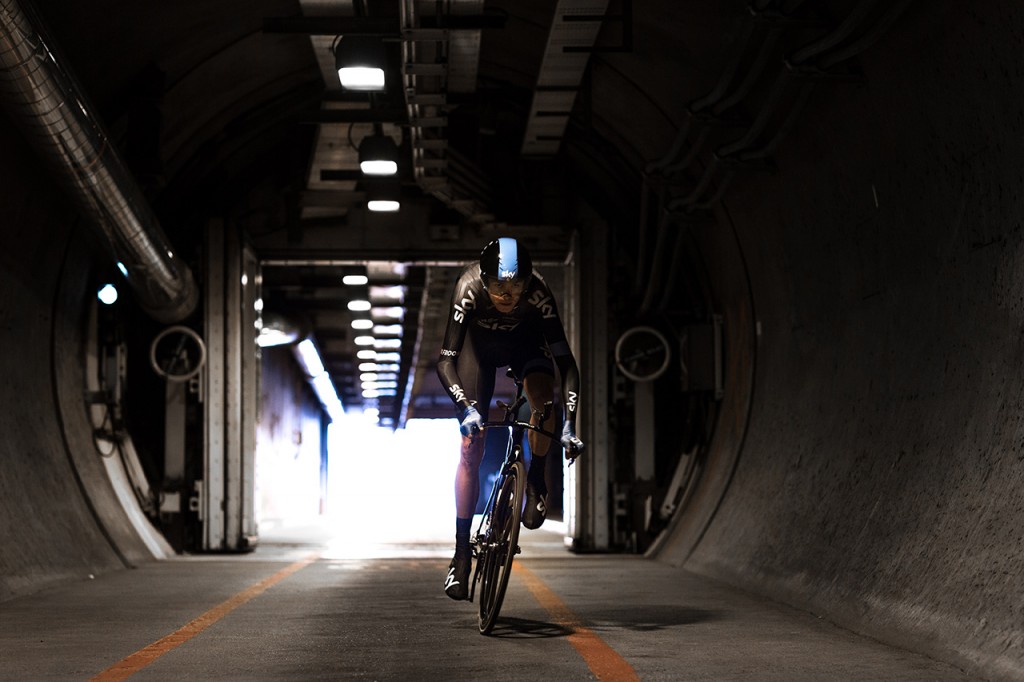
left=477, top=456, right=526, bottom=634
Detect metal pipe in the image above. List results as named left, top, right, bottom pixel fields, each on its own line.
left=0, top=0, right=197, bottom=323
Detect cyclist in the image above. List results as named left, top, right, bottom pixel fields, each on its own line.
left=436, top=237, right=585, bottom=600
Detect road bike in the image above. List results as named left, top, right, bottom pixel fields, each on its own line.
left=468, top=371, right=563, bottom=635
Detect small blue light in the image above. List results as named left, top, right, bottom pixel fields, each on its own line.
left=116, top=261, right=128, bottom=277
left=97, top=284, right=118, bottom=305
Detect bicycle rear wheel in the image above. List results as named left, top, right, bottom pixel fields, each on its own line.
left=477, top=456, right=525, bottom=635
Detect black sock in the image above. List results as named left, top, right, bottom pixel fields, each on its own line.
left=528, top=457, right=547, bottom=494
left=455, top=517, right=472, bottom=553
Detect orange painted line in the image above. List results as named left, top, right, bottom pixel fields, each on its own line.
left=514, top=563, right=640, bottom=681
left=90, top=554, right=318, bottom=682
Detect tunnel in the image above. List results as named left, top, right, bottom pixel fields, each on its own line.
left=0, top=1, right=1022, bottom=679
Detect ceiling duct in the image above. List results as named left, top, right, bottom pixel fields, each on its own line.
left=400, top=0, right=495, bottom=224
left=521, top=0, right=612, bottom=157
left=0, top=0, right=198, bottom=323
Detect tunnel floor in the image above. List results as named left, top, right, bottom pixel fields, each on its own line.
left=0, top=522, right=973, bottom=681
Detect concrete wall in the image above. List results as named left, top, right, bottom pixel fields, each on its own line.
left=0, top=122, right=142, bottom=600
left=630, top=3, right=1024, bottom=679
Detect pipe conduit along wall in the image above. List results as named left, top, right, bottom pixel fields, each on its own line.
left=0, top=0, right=197, bottom=323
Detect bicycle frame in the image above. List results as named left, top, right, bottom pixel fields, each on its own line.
left=467, top=376, right=558, bottom=633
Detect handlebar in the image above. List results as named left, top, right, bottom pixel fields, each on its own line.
left=479, top=419, right=559, bottom=442
left=472, top=369, right=581, bottom=463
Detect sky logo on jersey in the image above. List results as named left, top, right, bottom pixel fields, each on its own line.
left=528, top=290, right=556, bottom=319
left=497, top=237, right=519, bottom=279
left=566, top=390, right=578, bottom=413
left=453, top=288, right=477, bottom=323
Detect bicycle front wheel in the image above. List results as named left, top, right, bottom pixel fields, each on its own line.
left=477, top=456, right=526, bottom=635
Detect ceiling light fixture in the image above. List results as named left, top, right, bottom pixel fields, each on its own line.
left=359, top=134, right=400, bottom=176
left=295, top=339, right=326, bottom=378
left=371, top=306, right=405, bottom=320
left=334, top=35, right=387, bottom=91
left=366, top=184, right=400, bottom=213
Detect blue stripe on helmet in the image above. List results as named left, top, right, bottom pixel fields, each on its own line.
left=497, top=237, right=519, bottom=279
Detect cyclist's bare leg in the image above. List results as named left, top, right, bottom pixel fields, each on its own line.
left=523, top=373, right=557, bottom=458
left=447, top=431, right=485, bottom=600
left=455, top=431, right=486, bottom=518
left=522, top=373, right=556, bottom=529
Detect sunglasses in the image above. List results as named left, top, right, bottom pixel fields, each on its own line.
left=485, top=278, right=527, bottom=296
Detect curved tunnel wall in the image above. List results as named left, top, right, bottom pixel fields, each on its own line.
left=0, top=123, right=159, bottom=600
left=633, top=3, right=1024, bottom=678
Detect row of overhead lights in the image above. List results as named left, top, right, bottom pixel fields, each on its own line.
left=333, top=35, right=401, bottom=213
left=343, top=272, right=405, bottom=401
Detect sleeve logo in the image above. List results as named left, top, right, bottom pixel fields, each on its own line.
left=449, top=383, right=467, bottom=402
left=453, top=288, right=477, bottom=323
left=528, top=290, right=556, bottom=319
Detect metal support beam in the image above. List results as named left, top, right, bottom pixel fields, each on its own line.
left=299, top=109, right=408, bottom=124
left=203, top=220, right=226, bottom=551
left=565, top=220, right=611, bottom=551
left=262, top=14, right=505, bottom=36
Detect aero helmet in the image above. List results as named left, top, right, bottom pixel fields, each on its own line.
left=479, top=237, right=532, bottom=286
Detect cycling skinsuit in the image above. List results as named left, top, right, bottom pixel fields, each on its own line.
left=436, top=263, right=581, bottom=424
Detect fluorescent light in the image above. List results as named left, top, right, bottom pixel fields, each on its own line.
left=339, top=66, right=385, bottom=91
left=343, top=274, right=369, bottom=285
left=116, top=261, right=129, bottom=277
left=312, top=373, right=344, bottom=421
left=296, top=339, right=325, bottom=377
left=372, top=306, right=405, bottom=320
left=257, top=328, right=300, bottom=348
left=354, top=336, right=375, bottom=346
left=369, top=285, right=405, bottom=302
left=356, top=350, right=377, bottom=360
left=363, top=381, right=397, bottom=390
left=351, top=319, right=373, bottom=330
left=374, top=339, right=402, bottom=350
left=361, top=159, right=398, bottom=176
left=367, top=199, right=400, bottom=212
left=373, top=324, right=403, bottom=336
left=374, top=352, right=400, bottom=362
left=359, top=134, right=400, bottom=176
left=347, top=300, right=371, bottom=312
left=373, top=364, right=399, bottom=373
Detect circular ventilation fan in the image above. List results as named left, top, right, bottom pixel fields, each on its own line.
left=614, top=326, right=671, bottom=382
left=149, top=325, right=207, bottom=382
